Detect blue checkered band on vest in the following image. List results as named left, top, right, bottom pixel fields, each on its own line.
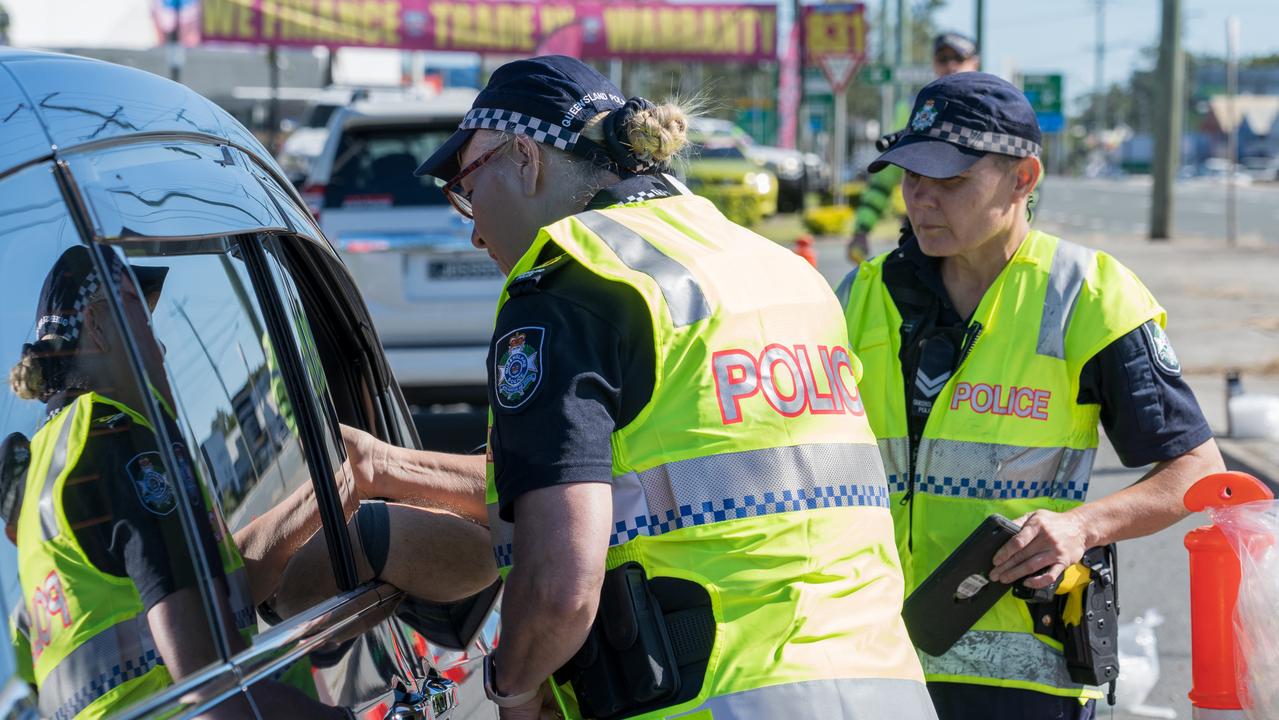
left=921, top=121, right=1042, bottom=158
left=460, top=108, right=581, bottom=152
left=490, top=442, right=891, bottom=570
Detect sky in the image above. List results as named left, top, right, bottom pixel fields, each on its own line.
left=930, top=0, right=1279, bottom=110
left=4, top=0, right=1279, bottom=110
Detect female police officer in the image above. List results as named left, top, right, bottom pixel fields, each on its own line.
left=343, top=55, right=938, bottom=720
left=839, top=72, right=1225, bottom=719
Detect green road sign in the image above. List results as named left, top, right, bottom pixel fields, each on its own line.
left=1022, top=73, right=1063, bottom=114
left=860, top=64, right=892, bottom=85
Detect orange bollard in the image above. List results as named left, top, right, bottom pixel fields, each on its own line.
left=1184, top=471, right=1274, bottom=717
left=794, top=235, right=818, bottom=268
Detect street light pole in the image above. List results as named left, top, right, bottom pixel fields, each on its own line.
left=1150, top=0, right=1184, bottom=241
left=166, top=0, right=182, bottom=83
left=974, top=0, right=984, bottom=70
left=1226, top=16, right=1239, bottom=247
left=1093, top=0, right=1106, bottom=131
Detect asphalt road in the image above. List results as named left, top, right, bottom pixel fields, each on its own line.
left=1036, top=176, right=1278, bottom=245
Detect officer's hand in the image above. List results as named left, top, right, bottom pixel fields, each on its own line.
left=340, top=424, right=382, bottom=500
left=847, top=230, right=870, bottom=264
left=989, top=510, right=1089, bottom=589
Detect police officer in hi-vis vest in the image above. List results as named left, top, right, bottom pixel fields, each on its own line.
left=838, top=72, right=1225, bottom=720
left=340, top=55, right=937, bottom=720
left=4, top=247, right=354, bottom=719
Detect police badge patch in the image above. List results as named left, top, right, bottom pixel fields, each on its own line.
left=1142, top=321, right=1181, bottom=376
left=494, top=326, right=545, bottom=409
left=911, top=99, right=940, bottom=132
left=126, top=451, right=177, bottom=515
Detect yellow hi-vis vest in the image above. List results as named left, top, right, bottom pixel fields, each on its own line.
left=842, top=230, right=1163, bottom=698
left=486, top=195, right=936, bottom=720
left=17, top=392, right=256, bottom=720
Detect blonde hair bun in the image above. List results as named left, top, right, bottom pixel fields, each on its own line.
left=9, top=349, right=45, bottom=401
left=626, top=104, right=689, bottom=166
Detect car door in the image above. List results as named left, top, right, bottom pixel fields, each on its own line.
left=249, top=228, right=502, bottom=720
left=48, top=135, right=453, bottom=718
left=243, top=147, right=501, bottom=719
left=0, top=161, right=242, bottom=719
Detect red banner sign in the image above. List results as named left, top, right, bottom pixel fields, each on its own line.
left=200, top=0, right=778, bottom=63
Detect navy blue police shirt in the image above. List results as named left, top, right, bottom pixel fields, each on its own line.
left=487, top=175, right=679, bottom=521
left=57, top=396, right=226, bottom=610
left=879, top=235, right=1213, bottom=468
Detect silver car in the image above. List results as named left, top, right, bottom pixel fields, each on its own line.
left=302, top=91, right=503, bottom=422
left=0, top=48, right=496, bottom=720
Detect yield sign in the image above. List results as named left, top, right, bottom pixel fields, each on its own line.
left=818, top=55, right=863, bottom=93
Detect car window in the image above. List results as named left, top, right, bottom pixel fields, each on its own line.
left=0, top=163, right=228, bottom=719
left=116, top=237, right=351, bottom=635
left=326, top=124, right=456, bottom=209
left=693, top=140, right=747, bottom=160
left=305, top=103, right=341, bottom=129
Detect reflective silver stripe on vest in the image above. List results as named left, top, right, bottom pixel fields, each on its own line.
left=882, top=437, right=1094, bottom=502
left=39, top=401, right=80, bottom=542
left=39, top=613, right=161, bottom=720
left=914, top=437, right=1094, bottom=501
left=879, top=437, right=911, bottom=494
left=575, top=210, right=712, bottom=328
left=920, top=629, right=1082, bottom=692
left=609, top=442, right=890, bottom=547
left=1037, top=240, right=1096, bottom=360
left=671, top=676, right=938, bottom=720
left=491, top=443, right=890, bottom=569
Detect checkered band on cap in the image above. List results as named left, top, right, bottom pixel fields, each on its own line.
left=460, top=107, right=581, bottom=151
left=922, top=121, right=1041, bottom=158
left=34, top=260, right=121, bottom=344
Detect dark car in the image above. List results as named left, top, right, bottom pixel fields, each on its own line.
left=0, top=49, right=497, bottom=719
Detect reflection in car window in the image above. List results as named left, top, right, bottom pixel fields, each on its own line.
left=327, top=125, right=455, bottom=209
left=0, top=164, right=225, bottom=719
left=119, top=239, right=342, bottom=623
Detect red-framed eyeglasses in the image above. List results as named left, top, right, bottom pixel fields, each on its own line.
left=441, top=141, right=509, bottom=219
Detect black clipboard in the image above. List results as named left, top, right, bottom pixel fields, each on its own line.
left=902, top=514, right=1022, bottom=657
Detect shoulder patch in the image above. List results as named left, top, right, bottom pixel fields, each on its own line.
left=494, top=326, right=546, bottom=410
left=508, top=255, right=569, bottom=297
left=125, top=451, right=177, bottom=515
left=1141, top=321, right=1181, bottom=376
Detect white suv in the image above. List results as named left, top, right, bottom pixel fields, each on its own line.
left=302, top=90, right=501, bottom=409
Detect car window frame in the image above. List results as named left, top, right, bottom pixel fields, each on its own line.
left=44, top=148, right=379, bottom=719
left=43, top=160, right=248, bottom=716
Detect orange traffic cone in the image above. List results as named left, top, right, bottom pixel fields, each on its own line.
left=794, top=235, right=817, bottom=268
left=1184, top=471, right=1274, bottom=718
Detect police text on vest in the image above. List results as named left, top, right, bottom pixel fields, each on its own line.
left=950, top=382, right=1051, bottom=420
left=713, top=345, right=865, bottom=424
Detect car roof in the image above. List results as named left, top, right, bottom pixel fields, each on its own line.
left=337, top=89, right=478, bottom=128
left=0, top=47, right=279, bottom=176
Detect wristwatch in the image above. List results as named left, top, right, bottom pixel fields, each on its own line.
left=483, top=654, right=541, bottom=708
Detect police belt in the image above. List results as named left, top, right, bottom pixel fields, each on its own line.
left=554, top=563, right=716, bottom=720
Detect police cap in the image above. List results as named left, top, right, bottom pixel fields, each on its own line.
left=869, top=72, right=1042, bottom=179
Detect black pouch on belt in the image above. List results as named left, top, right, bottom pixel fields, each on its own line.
left=554, top=563, right=682, bottom=719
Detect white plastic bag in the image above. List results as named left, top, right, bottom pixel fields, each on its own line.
left=1211, top=500, right=1279, bottom=720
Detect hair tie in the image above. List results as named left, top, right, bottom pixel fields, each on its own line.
left=602, top=97, right=659, bottom=174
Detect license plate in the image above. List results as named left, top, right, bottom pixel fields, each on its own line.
left=427, top=259, right=502, bottom=281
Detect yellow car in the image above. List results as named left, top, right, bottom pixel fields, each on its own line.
left=683, top=132, right=778, bottom=226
